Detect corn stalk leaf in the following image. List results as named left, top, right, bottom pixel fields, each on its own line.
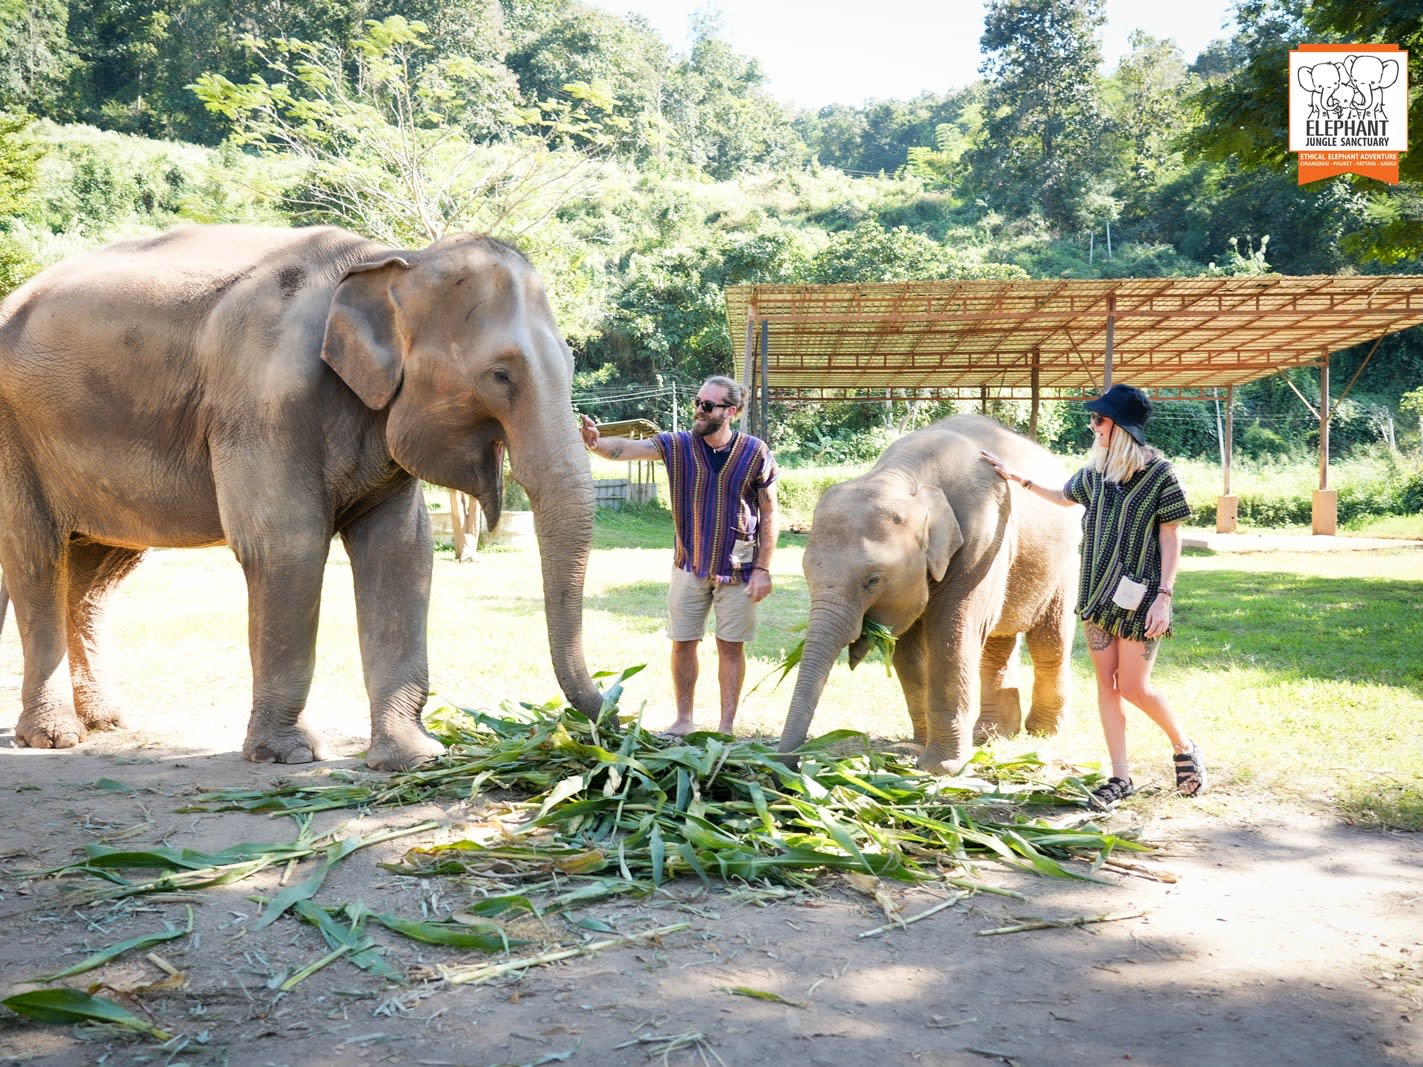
left=26, top=909, right=192, bottom=983
left=2, top=988, right=172, bottom=1040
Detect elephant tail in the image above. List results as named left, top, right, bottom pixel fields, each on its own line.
left=0, top=574, right=7, bottom=638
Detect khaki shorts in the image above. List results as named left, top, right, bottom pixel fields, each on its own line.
left=666, top=566, right=758, bottom=643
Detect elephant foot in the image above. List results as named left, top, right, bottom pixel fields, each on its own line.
left=973, top=720, right=1004, bottom=745
left=1025, top=709, right=1064, bottom=737
left=916, top=748, right=972, bottom=776
left=243, top=723, right=333, bottom=765
left=887, top=740, right=925, bottom=759
left=15, top=706, right=88, bottom=750
left=77, top=700, right=127, bottom=733
left=366, top=722, right=446, bottom=772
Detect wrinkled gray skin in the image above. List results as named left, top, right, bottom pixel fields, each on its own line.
left=778, top=415, right=1080, bottom=774
left=0, top=224, right=600, bottom=770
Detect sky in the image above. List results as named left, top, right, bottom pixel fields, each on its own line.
left=583, top=0, right=1238, bottom=110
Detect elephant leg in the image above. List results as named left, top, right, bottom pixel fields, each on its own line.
left=892, top=620, right=929, bottom=749
left=975, top=633, right=1023, bottom=743
left=918, top=615, right=980, bottom=775
left=1024, top=603, right=1074, bottom=737
left=230, top=525, right=332, bottom=766
left=340, top=480, right=445, bottom=771
left=66, top=541, right=146, bottom=732
left=3, top=529, right=84, bottom=749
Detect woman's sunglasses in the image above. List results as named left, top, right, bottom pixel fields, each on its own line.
left=693, top=399, right=732, bottom=413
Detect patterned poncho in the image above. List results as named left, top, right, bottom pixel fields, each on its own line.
left=1064, top=456, right=1192, bottom=640
left=654, top=430, right=779, bottom=583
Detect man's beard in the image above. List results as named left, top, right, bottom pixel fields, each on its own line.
left=693, top=414, right=725, bottom=437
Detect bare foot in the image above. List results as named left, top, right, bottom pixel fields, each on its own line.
left=656, top=715, right=694, bottom=739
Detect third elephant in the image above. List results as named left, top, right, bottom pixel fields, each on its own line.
left=778, top=415, right=1081, bottom=773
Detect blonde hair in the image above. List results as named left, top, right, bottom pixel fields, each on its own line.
left=1088, top=425, right=1153, bottom=484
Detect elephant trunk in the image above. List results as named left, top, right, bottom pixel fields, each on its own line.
left=777, top=596, right=864, bottom=755
left=512, top=420, right=601, bottom=717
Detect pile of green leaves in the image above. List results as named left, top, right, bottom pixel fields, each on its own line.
left=6, top=670, right=1141, bottom=1034
left=190, top=668, right=1142, bottom=904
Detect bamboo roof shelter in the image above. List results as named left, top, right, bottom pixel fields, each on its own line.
left=725, top=275, right=1423, bottom=535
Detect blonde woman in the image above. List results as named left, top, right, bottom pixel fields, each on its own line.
left=982, top=384, right=1206, bottom=808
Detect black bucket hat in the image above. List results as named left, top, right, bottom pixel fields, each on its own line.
left=1084, top=383, right=1153, bottom=445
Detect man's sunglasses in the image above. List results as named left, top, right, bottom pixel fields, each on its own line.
left=693, top=399, right=732, bottom=413
left=1088, top=412, right=1107, bottom=426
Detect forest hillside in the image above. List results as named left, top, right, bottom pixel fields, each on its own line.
left=1, top=0, right=1420, bottom=463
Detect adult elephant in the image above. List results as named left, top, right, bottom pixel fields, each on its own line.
left=0, top=224, right=600, bottom=770
left=778, top=415, right=1079, bottom=774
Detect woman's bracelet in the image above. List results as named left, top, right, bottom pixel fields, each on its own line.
left=1021, top=478, right=1034, bottom=491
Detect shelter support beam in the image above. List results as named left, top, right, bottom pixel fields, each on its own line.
left=1103, top=294, right=1115, bottom=390
left=741, top=309, right=759, bottom=436
left=1216, top=387, right=1237, bottom=533
left=760, top=319, right=771, bottom=447
left=1029, top=350, right=1041, bottom=440
left=1313, top=360, right=1337, bottom=535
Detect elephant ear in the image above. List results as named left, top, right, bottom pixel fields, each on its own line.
left=917, top=484, right=961, bottom=582
left=321, top=253, right=414, bottom=410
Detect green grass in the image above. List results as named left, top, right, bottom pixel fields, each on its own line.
left=3, top=505, right=1418, bottom=830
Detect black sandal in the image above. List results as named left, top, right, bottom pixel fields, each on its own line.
left=1174, top=743, right=1207, bottom=797
left=1087, top=776, right=1135, bottom=810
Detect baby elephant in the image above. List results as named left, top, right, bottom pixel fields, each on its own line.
left=778, top=415, right=1080, bottom=773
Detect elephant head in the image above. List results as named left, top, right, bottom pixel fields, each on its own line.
left=1344, top=54, right=1399, bottom=117
left=1297, top=62, right=1350, bottom=117
left=321, top=235, right=601, bottom=716
left=777, top=469, right=961, bottom=756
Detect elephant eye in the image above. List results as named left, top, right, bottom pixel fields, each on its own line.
left=864, top=573, right=884, bottom=592
left=491, top=366, right=512, bottom=385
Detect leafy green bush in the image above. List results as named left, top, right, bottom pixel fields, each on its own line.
left=774, top=466, right=861, bottom=528
left=1240, top=419, right=1293, bottom=459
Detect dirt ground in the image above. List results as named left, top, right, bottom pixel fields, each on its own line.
left=0, top=695, right=1419, bottom=1067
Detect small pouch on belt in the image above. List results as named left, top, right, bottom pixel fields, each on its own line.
left=1112, top=575, right=1148, bottom=611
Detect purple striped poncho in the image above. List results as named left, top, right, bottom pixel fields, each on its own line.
left=654, top=430, right=779, bottom=583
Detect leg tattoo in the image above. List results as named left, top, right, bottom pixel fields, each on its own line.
left=1085, top=622, right=1113, bottom=652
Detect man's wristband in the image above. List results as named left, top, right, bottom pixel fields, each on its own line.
left=1157, top=588, right=1173, bottom=597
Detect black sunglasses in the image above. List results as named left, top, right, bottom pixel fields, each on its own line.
left=1089, top=412, right=1108, bottom=426
left=693, top=399, right=732, bottom=413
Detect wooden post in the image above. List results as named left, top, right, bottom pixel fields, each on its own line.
left=1103, top=293, right=1116, bottom=390
left=1313, top=359, right=1336, bottom=535
left=742, top=308, right=757, bottom=435
left=759, top=318, right=771, bottom=447
left=1216, top=386, right=1237, bottom=533
left=1029, top=349, right=1041, bottom=440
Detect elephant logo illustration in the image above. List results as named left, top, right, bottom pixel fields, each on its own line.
left=1289, top=45, right=1409, bottom=184
left=1296, top=55, right=1399, bottom=124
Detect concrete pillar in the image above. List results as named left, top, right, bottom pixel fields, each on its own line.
left=1312, top=490, right=1338, bottom=535
left=1215, top=494, right=1238, bottom=534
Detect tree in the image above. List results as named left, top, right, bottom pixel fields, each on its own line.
left=806, top=220, right=957, bottom=283
left=0, top=0, right=73, bottom=113
left=191, top=16, right=609, bottom=246
left=0, top=107, right=41, bottom=293
left=501, top=0, right=675, bottom=164
left=1182, top=0, right=1423, bottom=265
left=1100, top=32, right=1192, bottom=241
left=661, top=11, right=801, bottom=180
left=967, top=0, right=1107, bottom=232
